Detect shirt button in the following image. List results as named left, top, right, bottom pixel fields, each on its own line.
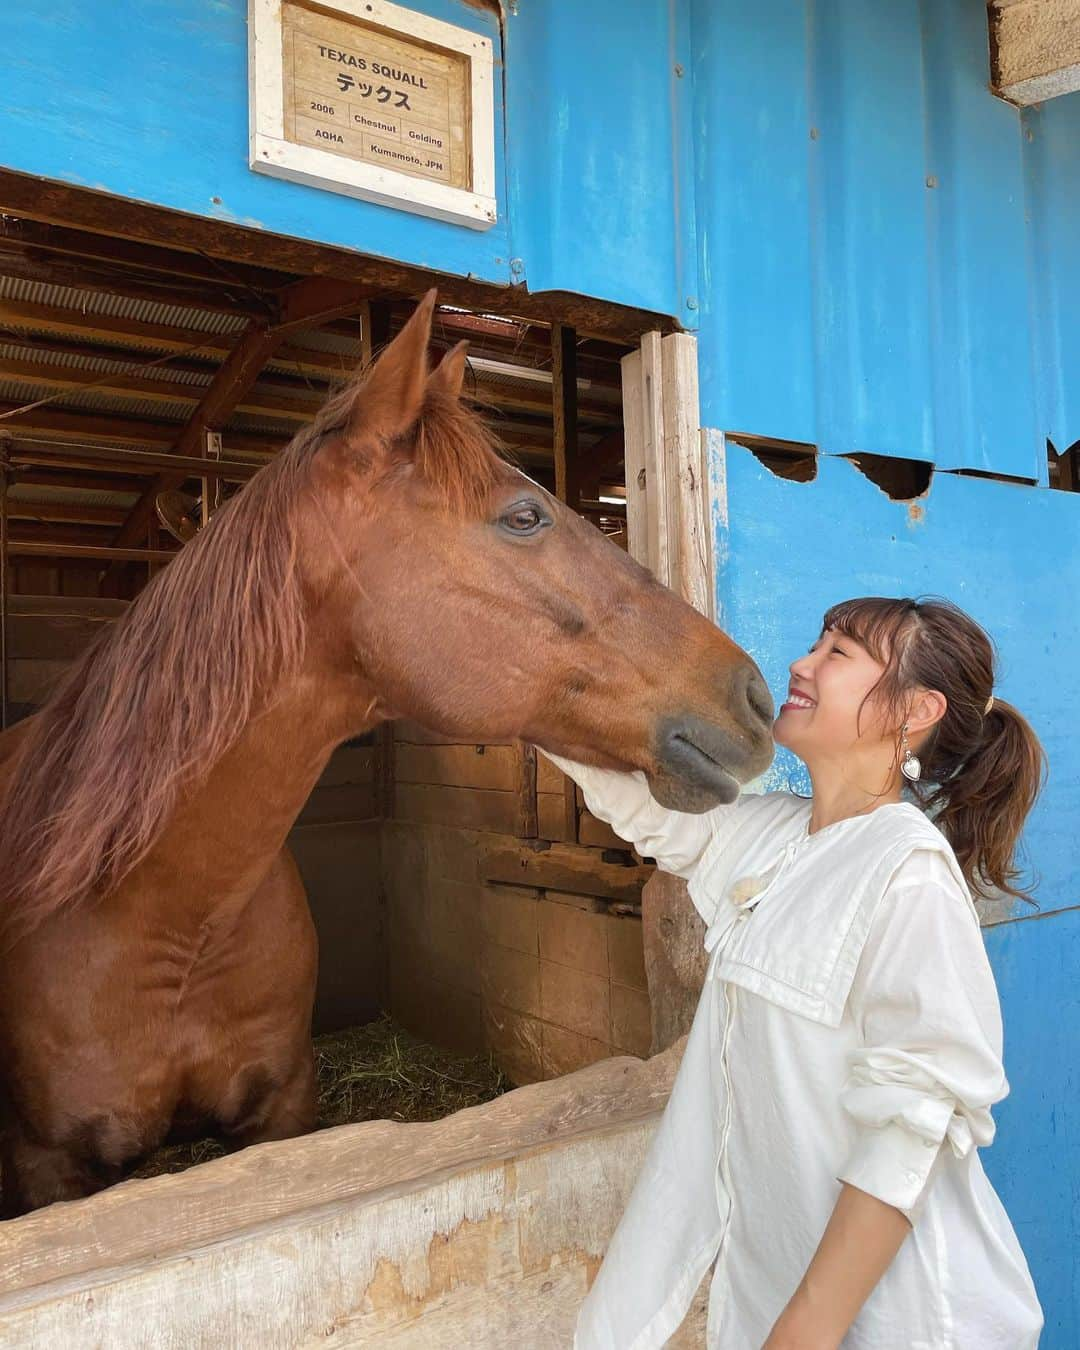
left=923, top=1139, right=937, bottom=1149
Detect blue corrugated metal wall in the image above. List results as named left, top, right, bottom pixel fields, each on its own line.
left=0, top=0, right=691, bottom=318
left=0, top=0, right=1077, bottom=1340
left=691, top=0, right=1080, bottom=480
left=691, top=4, right=1080, bottom=1342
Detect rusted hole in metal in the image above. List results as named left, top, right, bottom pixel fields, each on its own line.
left=730, top=434, right=818, bottom=483
left=843, top=452, right=933, bottom=502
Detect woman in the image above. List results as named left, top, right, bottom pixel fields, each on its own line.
left=547, top=597, right=1044, bottom=1349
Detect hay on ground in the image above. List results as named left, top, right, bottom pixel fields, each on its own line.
left=134, top=1014, right=511, bottom=1180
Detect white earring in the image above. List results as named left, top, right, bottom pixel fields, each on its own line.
left=900, top=724, right=922, bottom=783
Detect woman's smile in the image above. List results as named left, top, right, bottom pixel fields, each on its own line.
left=780, top=686, right=817, bottom=712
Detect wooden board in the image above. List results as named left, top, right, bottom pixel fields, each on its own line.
left=394, top=783, right=518, bottom=834
left=396, top=742, right=517, bottom=791
left=482, top=843, right=652, bottom=905
left=0, top=1046, right=685, bottom=1347
left=537, top=790, right=574, bottom=842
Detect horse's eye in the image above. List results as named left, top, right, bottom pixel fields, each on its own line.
left=500, top=503, right=545, bottom=534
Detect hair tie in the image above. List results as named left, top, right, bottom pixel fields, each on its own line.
left=985, top=695, right=994, bottom=714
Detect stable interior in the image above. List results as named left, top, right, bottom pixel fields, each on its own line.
left=0, top=212, right=656, bottom=1167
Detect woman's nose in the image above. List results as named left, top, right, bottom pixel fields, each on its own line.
left=789, top=653, right=813, bottom=679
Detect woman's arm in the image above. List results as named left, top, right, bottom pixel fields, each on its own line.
left=763, top=1184, right=909, bottom=1349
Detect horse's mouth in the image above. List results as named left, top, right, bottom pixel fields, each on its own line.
left=646, top=716, right=754, bottom=812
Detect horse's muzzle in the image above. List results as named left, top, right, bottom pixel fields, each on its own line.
left=648, top=674, right=775, bottom=812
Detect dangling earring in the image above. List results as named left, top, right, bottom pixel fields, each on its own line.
left=900, top=723, right=922, bottom=782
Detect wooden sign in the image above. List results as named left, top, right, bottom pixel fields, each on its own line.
left=249, top=0, right=496, bottom=229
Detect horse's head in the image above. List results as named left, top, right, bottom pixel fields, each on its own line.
left=307, top=292, right=773, bottom=810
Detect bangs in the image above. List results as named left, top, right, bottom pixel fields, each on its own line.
left=821, top=596, right=920, bottom=669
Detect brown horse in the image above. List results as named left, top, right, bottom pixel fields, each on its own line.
left=0, top=292, right=773, bottom=1215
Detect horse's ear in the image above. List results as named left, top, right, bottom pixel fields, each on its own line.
left=427, top=340, right=470, bottom=400
left=347, top=289, right=437, bottom=444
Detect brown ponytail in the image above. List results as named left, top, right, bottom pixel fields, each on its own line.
left=823, top=597, right=1047, bottom=904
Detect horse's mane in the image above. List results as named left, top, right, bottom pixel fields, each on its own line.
left=0, top=367, right=502, bottom=944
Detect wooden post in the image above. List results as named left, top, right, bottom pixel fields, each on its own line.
left=376, top=722, right=395, bottom=820
left=514, top=742, right=539, bottom=839
left=0, top=441, right=10, bottom=730
left=551, top=323, right=580, bottom=511
left=619, top=331, right=716, bottom=1054
left=661, top=333, right=712, bottom=618
left=619, top=330, right=711, bottom=618
left=363, top=299, right=394, bottom=366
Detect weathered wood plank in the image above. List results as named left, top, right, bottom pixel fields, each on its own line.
left=552, top=322, right=580, bottom=509
left=537, top=790, right=575, bottom=843
left=482, top=843, right=652, bottom=905
left=396, top=743, right=517, bottom=792
left=535, top=753, right=565, bottom=795
left=515, top=742, right=539, bottom=839
left=395, top=783, right=519, bottom=835
left=661, top=332, right=712, bottom=619
left=393, top=719, right=509, bottom=748
left=0, top=1041, right=682, bottom=1305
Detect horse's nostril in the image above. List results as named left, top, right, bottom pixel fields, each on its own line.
left=746, top=671, right=774, bottom=724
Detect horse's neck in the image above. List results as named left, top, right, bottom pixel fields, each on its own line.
left=121, top=670, right=372, bottom=929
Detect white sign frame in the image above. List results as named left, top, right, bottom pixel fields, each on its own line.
left=249, top=0, right=497, bottom=230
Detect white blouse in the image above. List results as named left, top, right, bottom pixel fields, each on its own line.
left=546, top=757, right=1043, bottom=1350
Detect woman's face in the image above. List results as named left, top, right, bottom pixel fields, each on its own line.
left=774, top=628, right=894, bottom=763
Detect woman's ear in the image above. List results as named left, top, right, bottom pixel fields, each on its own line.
left=908, top=688, right=948, bottom=736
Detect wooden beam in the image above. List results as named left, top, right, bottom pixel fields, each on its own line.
left=0, top=403, right=285, bottom=457
left=620, top=332, right=711, bottom=616
left=551, top=323, right=580, bottom=509
left=6, top=499, right=129, bottom=526
left=7, top=441, right=263, bottom=480
left=0, top=172, right=676, bottom=345
left=481, top=842, right=652, bottom=905
left=0, top=355, right=323, bottom=423
left=105, top=320, right=284, bottom=555
left=514, top=743, right=539, bottom=839
left=0, top=216, right=294, bottom=292
left=990, top=0, right=1080, bottom=104
left=8, top=540, right=176, bottom=563
left=0, top=297, right=355, bottom=379
left=106, top=277, right=374, bottom=559
left=0, top=246, right=272, bottom=319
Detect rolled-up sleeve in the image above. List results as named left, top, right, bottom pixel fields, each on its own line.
left=837, top=853, right=1007, bottom=1224
left=538, top=751, right=731, bottom=882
